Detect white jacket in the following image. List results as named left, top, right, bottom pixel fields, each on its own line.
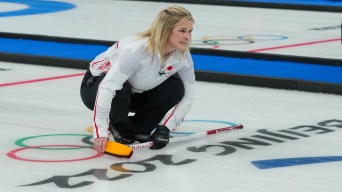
left=90, top=36, right=196, bottom=138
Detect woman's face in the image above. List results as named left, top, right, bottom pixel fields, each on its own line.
left=165, top=19, right=194, bottom=54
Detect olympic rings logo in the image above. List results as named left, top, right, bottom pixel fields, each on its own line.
left=192, top=35, right=288, bottom=48
left=6, top=120, right=238, bottom=163
left=7, top=134, right=102, bottom=162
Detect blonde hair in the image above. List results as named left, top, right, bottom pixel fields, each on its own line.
left=136, top=5, right=194, bottom=59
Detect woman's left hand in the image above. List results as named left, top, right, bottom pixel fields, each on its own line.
left=93, top=137, right=108, bottom=153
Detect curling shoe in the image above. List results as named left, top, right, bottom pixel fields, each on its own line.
left=109, top=124, right=135, bottom=144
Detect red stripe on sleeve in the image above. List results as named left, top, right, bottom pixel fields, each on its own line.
left=162, top=103, right=179, bottom=126
left=93, top=94, right=100, bottom=138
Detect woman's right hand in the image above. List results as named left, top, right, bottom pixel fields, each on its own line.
left=93, top=137, right=108, bottom=153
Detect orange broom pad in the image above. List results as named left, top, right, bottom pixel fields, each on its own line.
left=105, top=141, right=133, bottom=158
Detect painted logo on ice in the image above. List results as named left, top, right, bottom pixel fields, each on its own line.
left=0, top=0, right=75, bottom=17
left=252, top=156, right=342, bottom=169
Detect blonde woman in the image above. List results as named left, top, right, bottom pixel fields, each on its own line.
left=80, top=5, right=195, bottom=153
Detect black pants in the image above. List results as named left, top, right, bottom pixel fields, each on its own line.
left=80, top=69, right=185, bottom=135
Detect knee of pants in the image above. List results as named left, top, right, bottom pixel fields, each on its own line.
left=80, top=86, right=96, bottom=110
left=163, top=77, right=185, bottom=102
left=80, top=71, right=105, bottom=111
